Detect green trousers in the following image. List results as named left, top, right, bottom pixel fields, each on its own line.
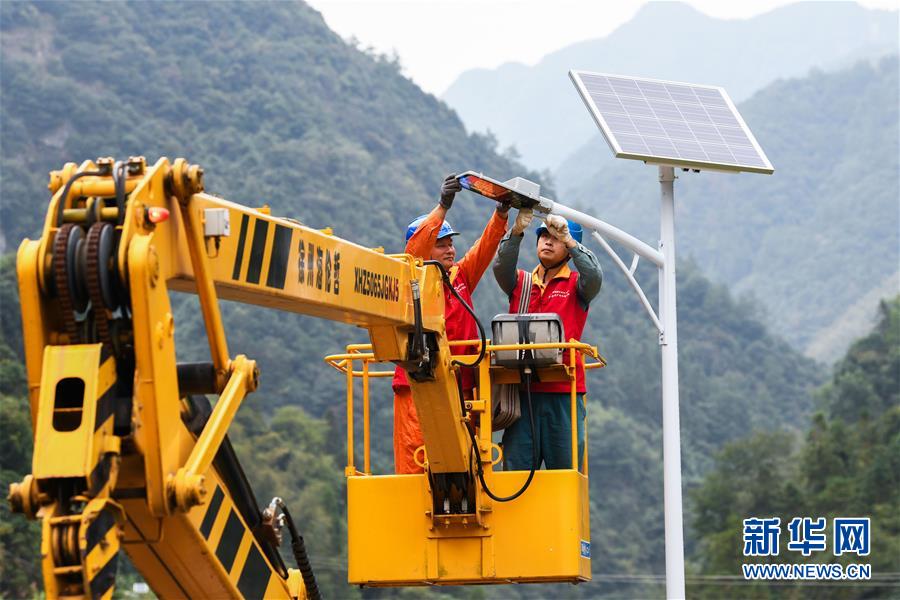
left=501, top=392, right=586, bottom=471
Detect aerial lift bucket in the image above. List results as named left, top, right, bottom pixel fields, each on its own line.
left=327, top=339, right=604, bottom=586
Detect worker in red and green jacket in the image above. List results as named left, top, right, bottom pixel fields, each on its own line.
left=492, top=210, right=602, bottom=471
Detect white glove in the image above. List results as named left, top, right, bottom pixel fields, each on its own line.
left=511, top=207, right=534, bottom=235
left=545, top=215, right=572, bottom=243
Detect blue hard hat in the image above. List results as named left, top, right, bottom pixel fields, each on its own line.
left=406, top=214, right=459, bottom=242
left=536, top=219, right=583, bottom=244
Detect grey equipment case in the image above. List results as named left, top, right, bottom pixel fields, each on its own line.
left=491, top=313, right=565, bottom=369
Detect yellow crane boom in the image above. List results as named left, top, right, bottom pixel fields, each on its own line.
left=8, top=156, right=598, bottom=598
left=9, top=156, right=471, bottom=598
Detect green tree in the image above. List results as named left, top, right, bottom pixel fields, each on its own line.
left=690, top=297, right=900, bottom=598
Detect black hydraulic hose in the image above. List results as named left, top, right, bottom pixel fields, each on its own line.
left=270, top=498, right=321, bottom=600
left=420, top=259, right=535, bottom=501
left=463, top=371, right=538, bottom=503
left=409, top=280, right=425, bottom=362
left=421, top=260, right=486, bottom=368
left=54, top=170, right=106, bottom=226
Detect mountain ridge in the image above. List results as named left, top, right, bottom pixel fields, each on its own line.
left=442, top=1, right=898, bottom=171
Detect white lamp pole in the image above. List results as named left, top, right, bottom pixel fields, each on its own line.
left=538, top=165, right=686, bottom=599
left=658, top=165, right=686, bottom=599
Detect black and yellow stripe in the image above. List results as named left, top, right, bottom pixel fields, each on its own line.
left=230, top=214, right=293, bottom=291
left=246, top=219, right=269, bottom=284
left=216, top=508, right=244, bottom=573
left=200, top=486, right=225, bottom=539
left=89, top=354, right=119, bottom=500
left=196, top=484, right=280, bottom=597
left=232, top=214, right=251, bottom=280
left=94, top=386, right=116, bottom=432
left=265, top=224, right=292, bottom=289
left=89, top=453, right=114, bottom=497
left=237, top=543, right=272, bottom=598
left=82, top=501, right=122, bottom=600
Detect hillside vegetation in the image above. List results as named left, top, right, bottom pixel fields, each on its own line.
left=0, top=2, right=831, bottom=597
left=689, top=297, right=900, bottom=598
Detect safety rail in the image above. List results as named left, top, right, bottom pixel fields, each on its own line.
left=324, top=339, right=605, bottom=476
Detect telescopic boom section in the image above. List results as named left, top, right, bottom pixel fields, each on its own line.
left=9, top=157, right=471, bottom=598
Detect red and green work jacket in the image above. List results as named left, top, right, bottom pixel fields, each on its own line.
left=508, top=263, right=589, bottom=394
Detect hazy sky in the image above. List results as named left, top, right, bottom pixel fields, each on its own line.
left=305, top=0, right=897, bottom=95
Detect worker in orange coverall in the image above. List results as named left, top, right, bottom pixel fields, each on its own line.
left=392, top=173, right=527, bottom=474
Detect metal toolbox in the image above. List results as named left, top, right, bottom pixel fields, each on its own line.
left=491, top=313, right=565, bottom=368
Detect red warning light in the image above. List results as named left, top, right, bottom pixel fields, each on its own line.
left=147, top=207, right=170, bottom=223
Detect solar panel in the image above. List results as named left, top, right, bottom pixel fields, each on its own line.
left=570, top=71, right=774, bottom=174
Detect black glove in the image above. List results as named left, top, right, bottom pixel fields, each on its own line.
left=440, top=173, right=462, bottom=209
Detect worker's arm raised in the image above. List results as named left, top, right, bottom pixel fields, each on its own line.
left=493, top=231, right=523, bottom=299
left=405, top=174, right=459, bottom=256
left=456, top=207, right=508, bottom=288
left=571, top=244, right=603, bottom=309
left=405, top=203, right=447, bottom=257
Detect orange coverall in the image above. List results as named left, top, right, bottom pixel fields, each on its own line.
left=393, top=206, right=507, bottom=474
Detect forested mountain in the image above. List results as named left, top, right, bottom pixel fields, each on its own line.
left=0, top=1, right=536, bottom=253
left=0, top=2, right=830, bottom=597
left=556, top=57, right=899, bottom=363
left=0, top=258, right=40, bottom=595
left=0, top=0, right=537, bottom=424
left=689, top=297, right=900, bottom=598
left=442, top=2, right=898, bottom=171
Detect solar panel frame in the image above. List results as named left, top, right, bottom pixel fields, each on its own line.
left=569, top=70, right=774, bottom=174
